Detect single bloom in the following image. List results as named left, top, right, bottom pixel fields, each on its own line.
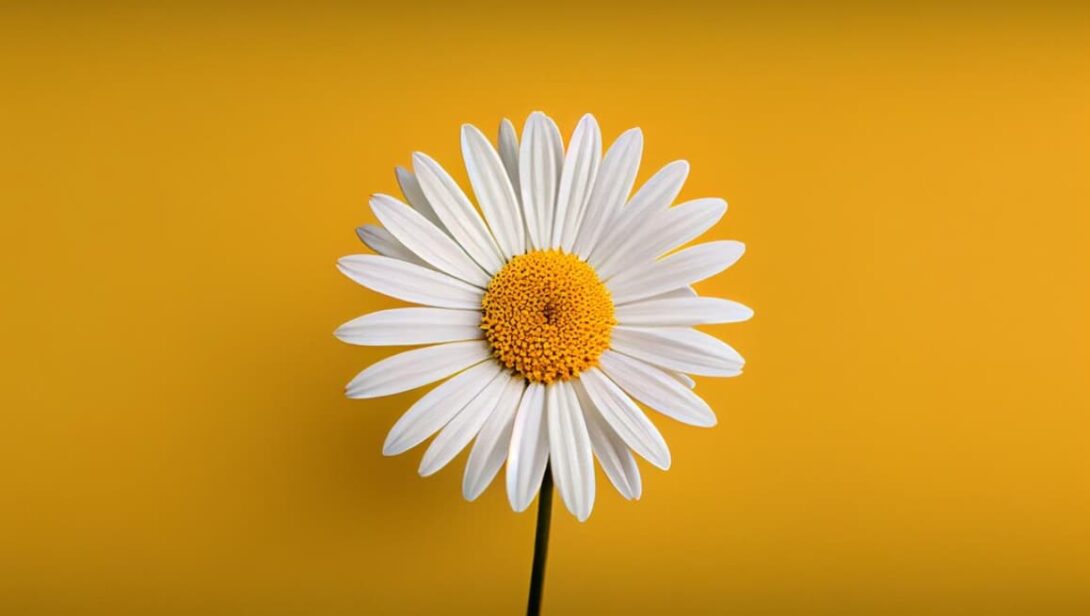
left=337, top=112, right=751, bottom=521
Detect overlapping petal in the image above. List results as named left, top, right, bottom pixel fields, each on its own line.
left=547, top=381, right=595, bottom=521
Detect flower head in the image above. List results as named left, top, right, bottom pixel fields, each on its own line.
left=337, top=112, right=751, bottom=521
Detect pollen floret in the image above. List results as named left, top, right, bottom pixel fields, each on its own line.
left=480, top=250, right=616, bottom=384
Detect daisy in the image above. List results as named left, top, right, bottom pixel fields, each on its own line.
left=337, top=112, right=751, bottom=523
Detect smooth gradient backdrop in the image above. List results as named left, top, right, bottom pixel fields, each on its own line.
left=3, top=2, right=1089, bottom=614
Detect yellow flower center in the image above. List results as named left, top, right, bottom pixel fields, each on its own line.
left=480, top=250, right=616, bottom=384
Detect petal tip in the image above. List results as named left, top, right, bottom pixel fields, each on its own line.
left=381, top=439, right=403, bottom=457
left=462, top=482, right=483, bottom=502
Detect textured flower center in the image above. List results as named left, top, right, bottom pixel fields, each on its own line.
left=480, top=250, right=616, bottom=384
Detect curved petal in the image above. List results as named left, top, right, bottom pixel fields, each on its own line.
left=607, top=241, right=745, bottom=305
left=579, top=368, right=670, bottom=469
left=419, top=370, right=515, bottom=476
left=498, top=118, right=521, bottom=196
left=462, top=124, right=525, bottom=259
left=335, top=307, right=482, bottom=346
left=355, top=225, right=429, bottom=268
left=589, top=160, right=688, bottom=267
left=346, top=340, right=492, bottom=399
left=610, top=326, right=744, bottom=377
left=395, top=166, right=446, bottom=232
left=382, top=360, right=503, bottom=455
left=616, top=296, right=754, bottom=327
left=598, top=350, right=716, bottom=427
left=337, top=255, right=483, bottom=309
left=545, top=116, right=565, bottom=183
left=506, top=382, right=549, bottom=512
left=412, top=152, right=505, bottom=274
left=518, top=112, right=564, bottom=250
left=463, top=378, right=526, bottom=501
left=552, top=114, right=601, bottom=252
left=669, top=371, right=696, bottom=389
left=572, top=128, right=643, bottom=259
left=547, top=381, right=595, bottom=521
left=642, top=286, right=697, bottom=301
left=370, top=194, right=490, bottom=287
left=597, top=198, right=726, bottom=280
left=575, top=382, right=642, bottom=500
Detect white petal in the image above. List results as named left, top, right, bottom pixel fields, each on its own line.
left=599, top=350, right=716, bottom=427
left=337, top=255, right=483, bottom=309
left=498, top=118, right=521, bottom=196
left=545, top=115, right=565, bottom=184
left=370, top=194, right=490, bottom=287
left=643, top=286, right=697, bottom=301
left=518, top=112, right=564, bottom=250
left=616, top=297, right=754, bottom=327
left=461, top=124, right=526, bottom=259
left=669, top=371, right=696, bottom=389
left=506, top=382, right=549, bottom=512
left=382, top=360, right=503, bottom=455
left=395, top=166, right=446, bottom=232
left=419, top=370, right=515, bottom=476
left=335, top=307, right=482, bottom=346
left=346, top=340, right=492, bottom=399
left=589, top=160, right=688, bottom=267
left=355, top=225, right=429, bottom=267
left=572, top=128, right=643, bottom=259
left=610, top=326, right=744, bottom=377
left=608, top=241, right=746, bottom=305
left=412, top=152, right=505, bottom=274
left=597, top=198, right=726, bottom=280
left=551, top=114, right=601, bottom=252
left=463, top=378, right=526, bottom=501
left=547, top=382, right=595, bottom=521
left=579, top=368, right=670, bottom=469
left=575, top=382, right=642, bottom=500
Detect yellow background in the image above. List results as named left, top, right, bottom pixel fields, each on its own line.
left=3, top=2, right=1089, bottom=614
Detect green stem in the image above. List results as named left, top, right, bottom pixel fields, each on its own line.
left=526, top=466, right=553, bottom=616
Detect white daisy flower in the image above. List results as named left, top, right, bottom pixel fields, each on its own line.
left=337, top=112, right=751, bottom=522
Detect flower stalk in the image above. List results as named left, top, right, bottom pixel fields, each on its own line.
left=526, top=465, right=553, bottom=616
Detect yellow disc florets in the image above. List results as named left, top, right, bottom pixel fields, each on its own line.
left=480, top=250, right=616, bottom=384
